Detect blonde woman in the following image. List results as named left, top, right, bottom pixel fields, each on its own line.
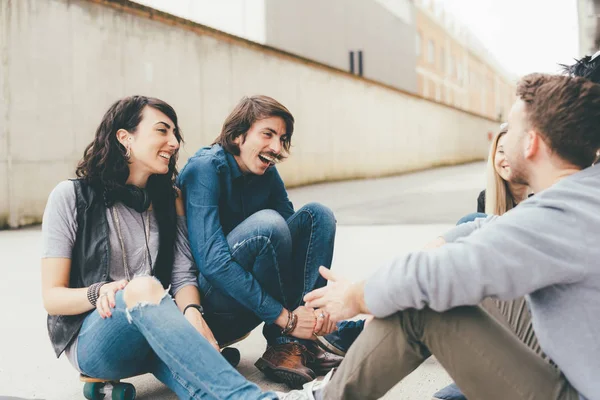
left=455, top=124, right=530, bottom=227
left=481, top=123, right=530, bottom=214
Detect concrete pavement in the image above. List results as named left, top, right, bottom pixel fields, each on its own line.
left=0, top=162, right=485, bottom=399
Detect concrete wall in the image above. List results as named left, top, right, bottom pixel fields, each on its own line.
left=578, top=0, right=600, bottom=56
left=1, top=0, right=497, bottom=228
left=265, top=0, right=418, bottom=93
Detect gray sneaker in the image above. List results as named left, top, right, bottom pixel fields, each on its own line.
left=277, top=368, right=335, bottom=400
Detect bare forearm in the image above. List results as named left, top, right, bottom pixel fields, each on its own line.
left=43, top=287, right=94, bottom=316
left=174, top=285, right=202, bottom=313
left=274, top=307, right=290, bottom=328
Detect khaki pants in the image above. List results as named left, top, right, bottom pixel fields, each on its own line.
left=480, top=297, right=550, bottom=364
left=323, top=303, right=578, bottom=400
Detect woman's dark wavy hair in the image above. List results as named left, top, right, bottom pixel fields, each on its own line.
left=76, top=95, right=183, bottom=287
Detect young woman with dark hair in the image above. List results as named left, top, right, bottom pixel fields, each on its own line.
left=41, top=96, right=281, bottom=399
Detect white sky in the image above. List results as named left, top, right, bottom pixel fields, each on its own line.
left=438, top=0, right=580, bottom=77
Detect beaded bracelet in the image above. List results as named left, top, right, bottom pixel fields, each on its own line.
left=86, top=281, right=107, bottom=307
left=281, top=311, right=298, bottom=335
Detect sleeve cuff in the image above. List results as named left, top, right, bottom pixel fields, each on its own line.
left=171, top=281, right=199, bottom=297
left=257, top=296, right=284, bottom=325
left=364, top=275, right=394, bottom=318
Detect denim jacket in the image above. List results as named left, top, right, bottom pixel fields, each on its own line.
left=177, top=145, right=294, bottom=323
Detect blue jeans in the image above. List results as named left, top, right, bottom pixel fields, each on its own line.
left=456, top=212, right=487, bottom=225
left=200, top=203, right=336, bottom=346
left=77, top=287, right=276, bottom=399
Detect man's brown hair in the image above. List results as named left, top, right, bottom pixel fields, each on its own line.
left=516, top=73, right=600, bottom=168
left=213, top=95, right=294, bottom=156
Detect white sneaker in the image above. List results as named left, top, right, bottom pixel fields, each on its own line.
left=277, top=369, right=335, bottom=400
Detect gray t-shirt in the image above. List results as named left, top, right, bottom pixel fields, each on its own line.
left=42, top=180, right=198, bottom=371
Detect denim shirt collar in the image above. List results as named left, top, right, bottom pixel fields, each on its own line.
left=224, top=150, right=244, bottom=180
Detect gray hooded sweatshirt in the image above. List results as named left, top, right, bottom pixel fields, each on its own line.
left=364, top=164, right=600, bottom=400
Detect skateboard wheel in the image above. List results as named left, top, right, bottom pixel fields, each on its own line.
left=221, top=347, right=241, bottom=367
left=83, top=382, right=105, bottom=400
left=112, top=382, right=136, bottom=400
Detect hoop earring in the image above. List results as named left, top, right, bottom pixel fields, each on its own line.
left=593, top=149, right=600, bottom=166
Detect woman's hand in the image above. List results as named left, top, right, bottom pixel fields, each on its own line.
left=184, top=308, right=220, bottom=353
left=97, top=280, right=128, bottom=318
left=313, top=309, right=337, bottom=336
left=289, top=305, right=317, bottom=339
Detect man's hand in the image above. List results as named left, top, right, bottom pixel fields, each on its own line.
left=184, top=308, right=220, bottom=352
left=289, top=305, right=317, bottom=339
left=304, top=267, right=368, bottom=322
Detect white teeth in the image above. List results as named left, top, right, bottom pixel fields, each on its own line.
left=159, top=152, right=170, bottom=159
left=260, top=154, right=275, bottom=163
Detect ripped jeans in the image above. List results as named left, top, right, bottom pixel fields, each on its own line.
left=76, top=288, right=277, bottom=400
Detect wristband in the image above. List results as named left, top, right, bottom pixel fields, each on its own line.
left=183, top=304, right=205, bottom=316
left=87, top=281, right=107, bottom=307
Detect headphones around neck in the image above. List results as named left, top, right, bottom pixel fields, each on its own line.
left=112, top=185, right=151, bottom=213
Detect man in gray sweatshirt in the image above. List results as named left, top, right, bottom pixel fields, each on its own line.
left=301, top=73, right=600, bottom=400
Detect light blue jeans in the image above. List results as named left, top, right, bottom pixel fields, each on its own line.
left=77, top=288, right=277, bottom=400
left=455, top=212, right=487, bottom=225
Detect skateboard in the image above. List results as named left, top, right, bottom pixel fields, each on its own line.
left=80, top=332, right=250, bottom=399
left=80, top=375, right=135, bottom=400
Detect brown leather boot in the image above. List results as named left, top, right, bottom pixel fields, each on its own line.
left=303, top=341, right=344, bottom=375
left=255, top=343, right=316, bottom=389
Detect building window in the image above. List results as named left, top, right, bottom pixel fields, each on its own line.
left=435, top=84, right=441, bottom=102
left=416, top=32, right=422, bottom=57
left=449, top=55, right=454, bottom=77
left=428, top=40, right=435, bottom=64
left=440, top=48, right=445, bottom=73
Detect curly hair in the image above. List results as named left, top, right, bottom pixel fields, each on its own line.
left=516, top=73, right=600, bottom=168
left=76, top=96, right=183, bottom=198
left=76, top=96, right=183, bottom=287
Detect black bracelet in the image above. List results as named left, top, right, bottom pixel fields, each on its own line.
left=86, top=282, right=106, bottom=307
left=183, top=304, right=205, bottom=316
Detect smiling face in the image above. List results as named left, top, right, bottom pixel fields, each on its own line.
left=118, top=106, right=180, bottom=178
left=233, top=116, right=287, bottom=175
left=494, top=133, right=511, bottom=181
left=503, top=99, right=530, bottom=186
